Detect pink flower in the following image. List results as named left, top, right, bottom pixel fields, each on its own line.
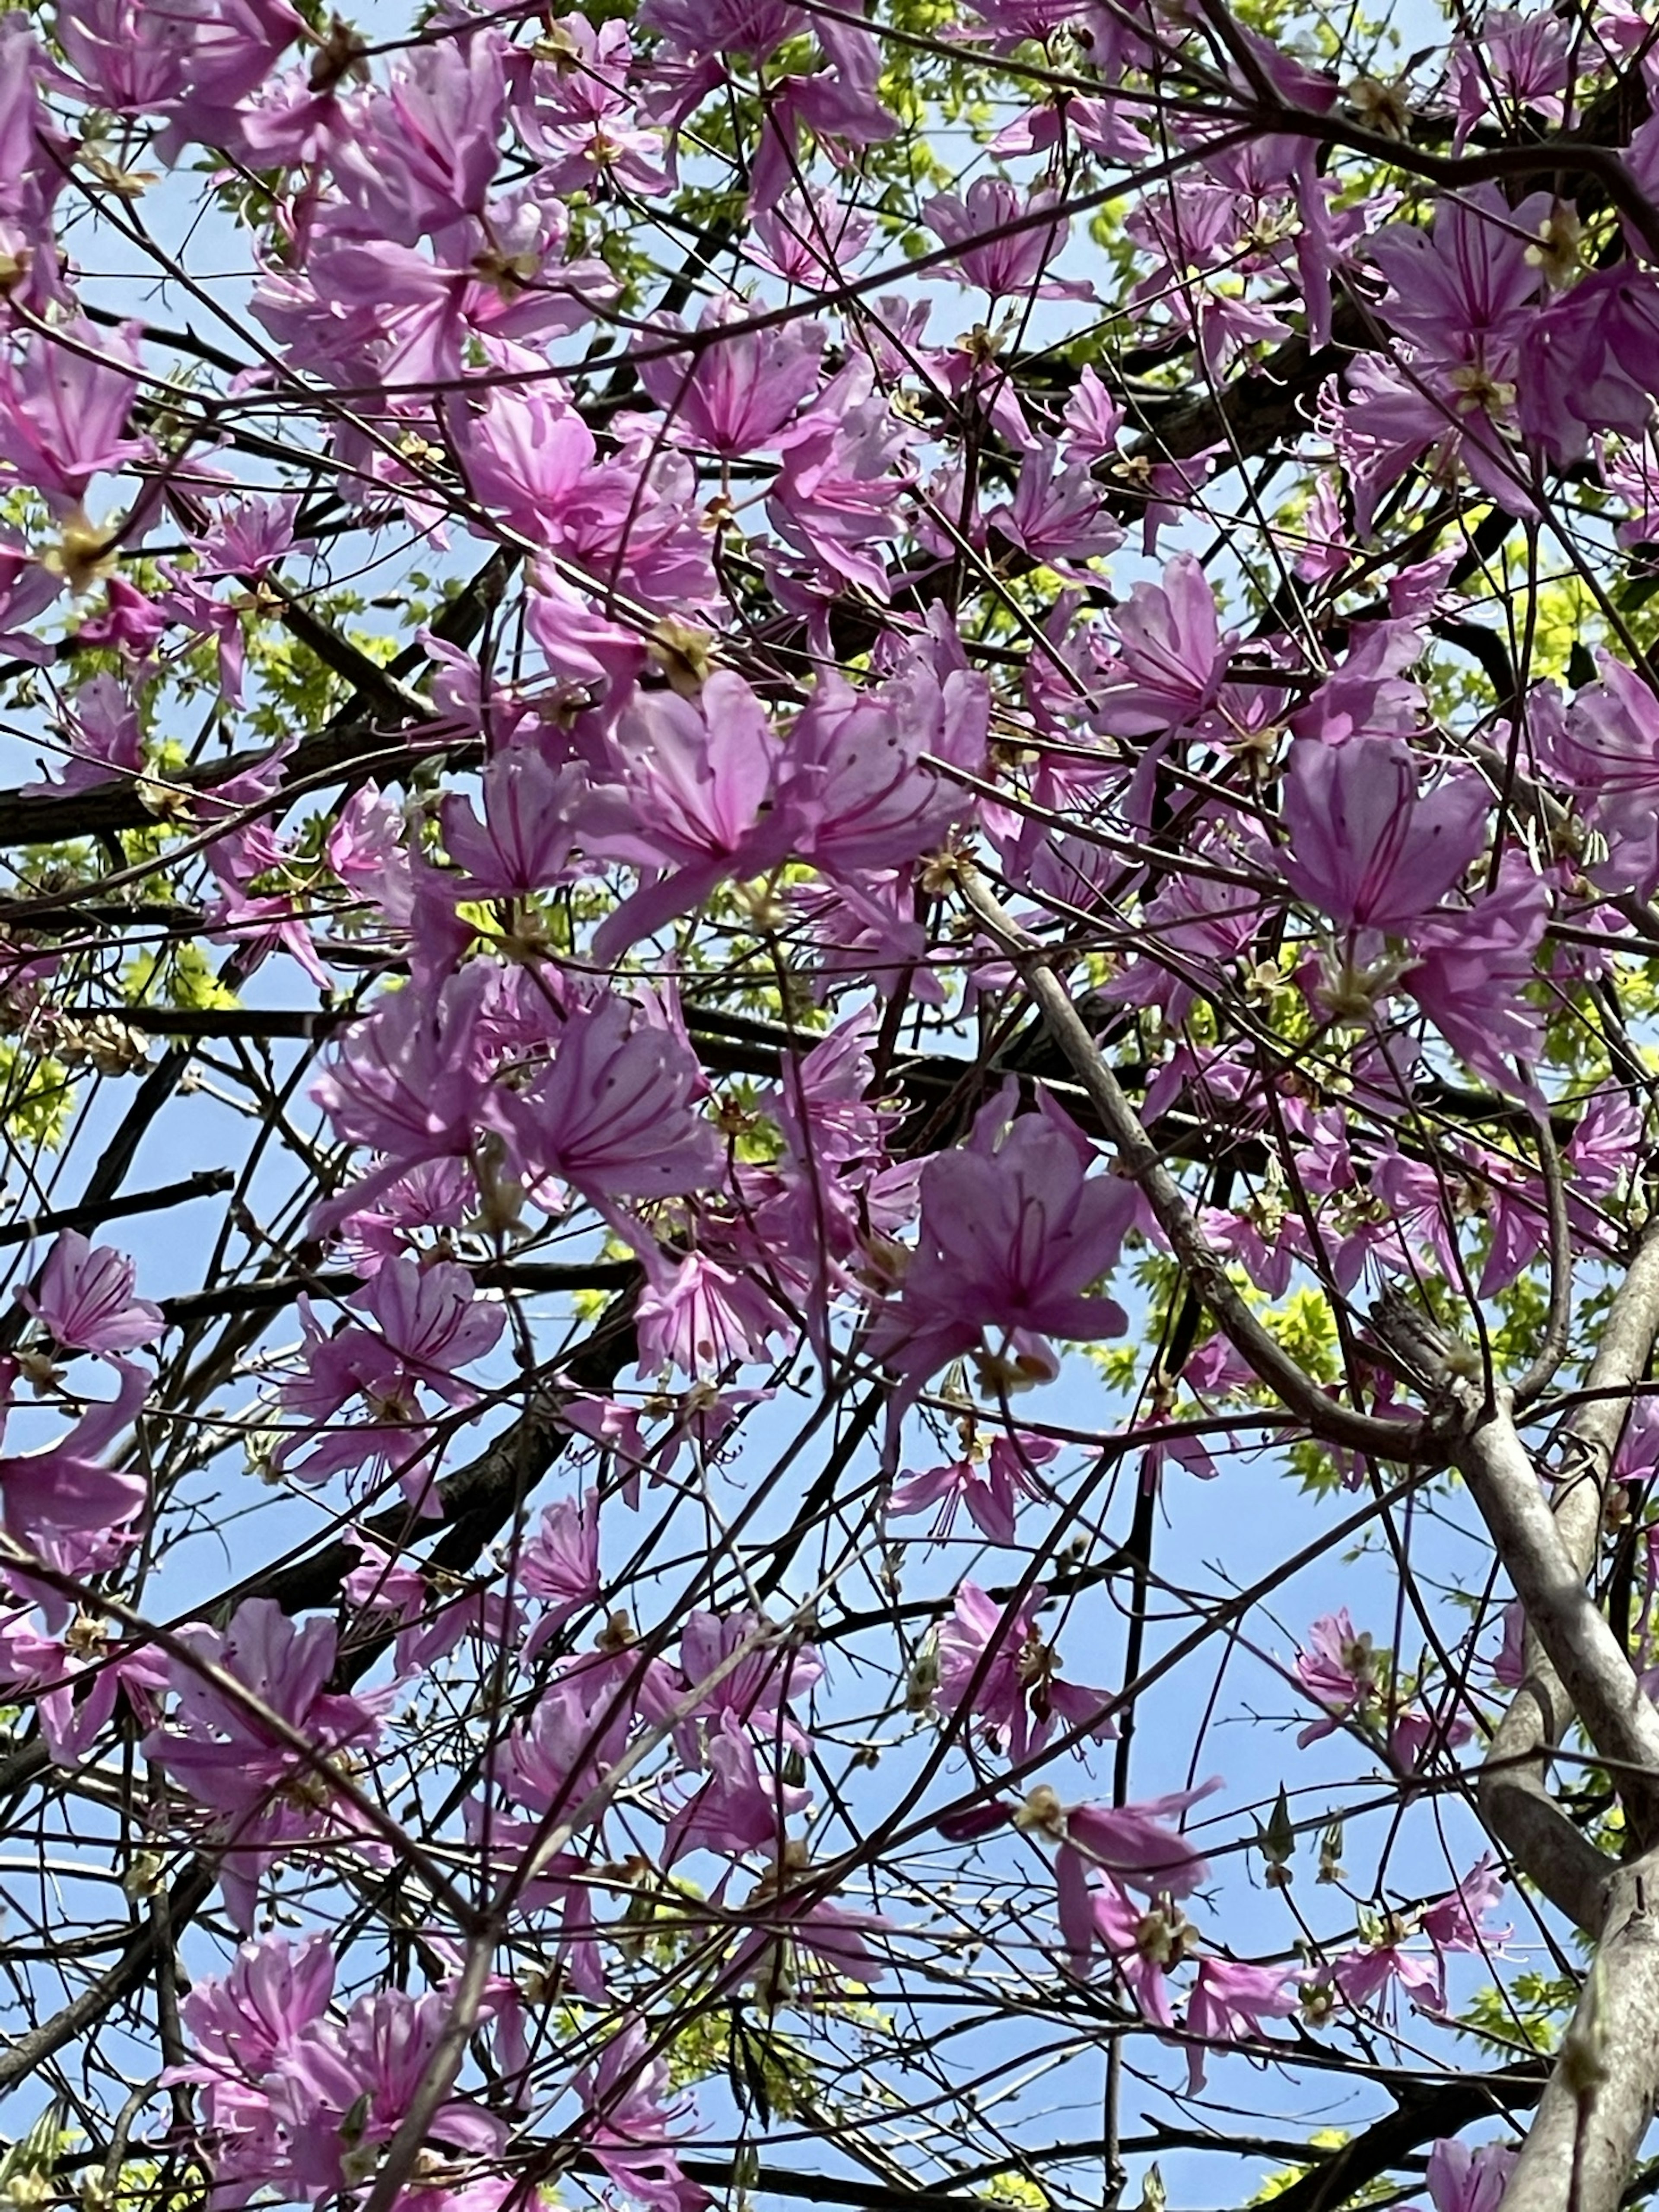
left=1368, top=184, right=1550, bottom=378
left=1294, top=1608, right=1377, bottom=1746
left=143, top=1599, right=385, bottom=1929
left=1280, top=737, right=1489, bottom=936
left=19, top=673, right=142, bottom=800
left=440, top=749, right=584, bottom=899
left=1082, top=1878, right=1194, bottom=2015
left=664, top=1710, right=808, bottom=1861
left=634, top=1249, right=787, bottom=1379
left=1407, top=857, right=1547, bottom=1096
left=578, top=2018, right=714, bottom=2212
left=328, top=32, right=507, bottom=247
left=1333, top=1923, right=1445, bottom=2013
left=0, top=1357, right=149, bottom=1542
left=175, top=1930, right=335, bottom=2083
left=1538, top=655, right=1659, bottom=895
left=1183, top=1957, right=1300, bottom=2091
left=934, top=1580, right=1115, bottom=1764
left=1089, top=553, right=1234, bottom=737
left=788, top=659, right=985, bottom=879
left=637, top=295, right=825, bottom=456
left=1425, top=2139, right=1518, bottom=2212
left=449, top=382, right=597, bottom=549
left=506, top=987, right=724, bottom=1213
left=267, top=1984, right=509, bottom=2196
left=0, top=317, right=147, bottom=514
left=0, top=1607, right=167, bottom=1765
left=923, top=178, right=1090, bottom=301
left=584, top=673, right=798, bottom=958
left=869, top=1087, right=1137, bottom=1400
left=889, top=1430, right=1058, bottom=1545
left=519, top=1489, right=601, bottom=1630
left=1422, top=1856, right=1511, bottom=1956
left=311, top=964, right=500, bottom=1230
left=15, top=1231, right=162, bottom=1356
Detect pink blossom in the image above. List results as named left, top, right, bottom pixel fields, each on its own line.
left=637, top=295, right=824, bottom=455
left=311, top=963, right=500, bottom=1229
left=584, top=673, right=798, bottom=957
left=923, top=179, right=1090, bottom=301
left=578, top=2018, right=714, bottom=2212
left=889, top=1430, right=1058, bottom=1545
left=1183, top=1957, right=1300, bottom=2091
left=505, top=987, right=724, bottom=1212
left=934, top=1580, right=1115, bottom=1764
left=1081, top=1878, right=1193, bottom=2015
left=869, top=1087, right=1137, bottom=1399
left=0, top=1357, right=149, bottom=1543
left=635, top=1249, right=788, bottom=1379
left=518, top=1489, right=601, bottom=1629
left=329, top=33, right=507, bottom=247
left=15, top=1231, right=163, bottom=1355
left=0, top=317, right=147, bottom=515
left=144, top=1599, right=385, bottom=1929
left=1422, top=1856, right=1511, bottom=1956
left=1280, top=737, right=1489, bottom=935
left=1425, top=2139, right=1518, bottom=2212
left=441, top=749, right=583, bottom=898
left=1407, top=857, right=1546, bottom=1096
left=1089, top=553, right=1233, bottom=737
left=664, top=1710, right=809, bottom=1861
left=1294, top=1609, right=1377, bottom=1746
left=19, top=673, right=142, bottom=800
left=788, top=658, right=986, bottom=878
left=0, top=1607, right=167, bottom=1765
left=174, top=1929, right=335, bottom=2084
left=1537, top=655, right=1659, bottom=895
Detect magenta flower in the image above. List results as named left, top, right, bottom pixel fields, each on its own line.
left=328, top=33, right=507, bottom=247
left=1368, top=184, right=1550, bottom=377
left=449, top=381, right=597, bottom=549
left=889, top=1430, right=1058, bottom=1545
left=634, top=1249, right=787, bottom=1379
left=788, top=659, right=985, bottom=879
left=181, top=1929, right=334, bottom=2073
left=1081, top=1878, right=1194, bottom=2014
left=1407, top=856, right=1546, bottom=1097
left=0, top=1607, right=167, bottom=1766
left=1538, top=653, right=1659, bottom=895
left=1422, top=1856, right=1510, bottom=1955
left=311, top=963, right=501, bottom=1230
left=868, top=1087, right=1136, bottom=1400
left=15, top=1230, right=163, bottom=1356
left=664, top=1711, right=809, bottom=1862
left=1183, top=1957, right=1300, bottom=2091
left=1279, top=737, right=1489, bottom=935
left=1333, top=1924, right=1445, bottom=2014
left=143, top=1599, right=385, bottom=1929
left=441, top=748, right=584, bottom=899
left=267, top=1985, right=509, bottom=2196
left=19, top=673, right=143, bottom=800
